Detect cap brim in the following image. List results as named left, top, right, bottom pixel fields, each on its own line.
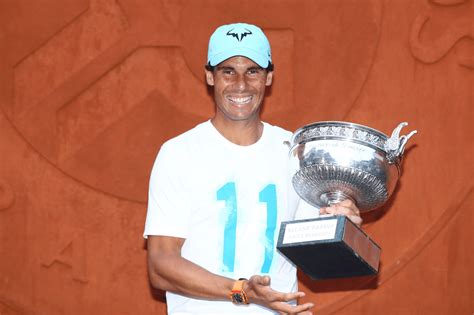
left=209, top=48, right=270, bottom=68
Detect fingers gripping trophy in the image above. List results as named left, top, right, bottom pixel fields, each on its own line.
left=277, top=122, right=417, bottom=279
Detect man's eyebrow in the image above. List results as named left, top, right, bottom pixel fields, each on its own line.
left=215, top=66, right=235, bottom=71
left=215, top=66, right=264, bottom=71
left=247, top=66, right=264, bottom=71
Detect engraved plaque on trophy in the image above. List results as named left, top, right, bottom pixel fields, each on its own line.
left=277, top=122, right=417, bottom=280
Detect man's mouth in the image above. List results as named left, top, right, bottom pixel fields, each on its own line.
left=226, top=96, right=253, bottom=105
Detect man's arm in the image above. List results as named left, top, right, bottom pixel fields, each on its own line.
left=147, top=235, right=314, bottom=314
left=147, top=235, right=231, bottom=299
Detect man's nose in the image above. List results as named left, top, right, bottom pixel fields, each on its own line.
left=234, top=74, right=247, bottom=91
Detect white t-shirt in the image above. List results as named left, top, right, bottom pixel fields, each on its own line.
left=144, top=120, right=315, bottom=314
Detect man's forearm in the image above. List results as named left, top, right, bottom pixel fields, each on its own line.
left=147, top=237, right=234, bottom=300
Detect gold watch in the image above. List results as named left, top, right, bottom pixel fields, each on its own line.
left=229, top=278, right=249, bottom=305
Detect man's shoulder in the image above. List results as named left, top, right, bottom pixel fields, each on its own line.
left=162, top=120, right=211, bottom=148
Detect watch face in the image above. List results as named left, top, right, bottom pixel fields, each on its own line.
left=231, top=293, right=244, bottom=304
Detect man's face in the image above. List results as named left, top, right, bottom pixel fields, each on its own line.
left=205, top=56, right=273, bottom=124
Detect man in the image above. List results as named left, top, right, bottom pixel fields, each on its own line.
left=144, top=23, right=362, bottom=314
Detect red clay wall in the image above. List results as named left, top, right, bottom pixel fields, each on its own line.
left=0, top=0, right=472, bottom=314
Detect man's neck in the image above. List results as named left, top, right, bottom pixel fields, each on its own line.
left=210, top=118, right=264, bottom=146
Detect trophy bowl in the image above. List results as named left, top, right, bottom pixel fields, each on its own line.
left=289, top=121, right=417, bottom=212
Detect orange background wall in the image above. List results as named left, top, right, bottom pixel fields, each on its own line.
left=0, top=0, right=472, bottom=314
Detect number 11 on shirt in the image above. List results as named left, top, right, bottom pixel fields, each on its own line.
left=217, top=182, right=277, bottom=273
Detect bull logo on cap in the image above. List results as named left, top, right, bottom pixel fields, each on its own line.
left=226, top=28, right=252, bottom=42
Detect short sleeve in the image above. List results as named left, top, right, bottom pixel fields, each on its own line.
left=143, top=142, right=191, bottom=239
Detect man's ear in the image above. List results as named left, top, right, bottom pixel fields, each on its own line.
left=265, top=71, right=273, bottom=86
left=205, top=70, right=214, bottom=86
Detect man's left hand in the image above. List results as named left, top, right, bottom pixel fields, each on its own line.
left=319, top=199, right=362, bottom=227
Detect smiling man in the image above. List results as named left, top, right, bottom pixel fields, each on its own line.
left=144, top=23, right=361, bottom=315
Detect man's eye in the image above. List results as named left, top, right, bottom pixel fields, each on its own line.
left=223, top=70, right=234, bottom=75
left=247, top=69, right=264, bottom=76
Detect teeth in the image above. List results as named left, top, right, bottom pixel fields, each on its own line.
left=227, top=96, right=252, bottom=104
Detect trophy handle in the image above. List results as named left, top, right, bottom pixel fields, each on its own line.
left=397, top=130, right=417, bottom=156
left=385, top=122, right=417, bottom=164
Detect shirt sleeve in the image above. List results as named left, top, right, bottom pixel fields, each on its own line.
left=143, top=142, right=191, bottom=239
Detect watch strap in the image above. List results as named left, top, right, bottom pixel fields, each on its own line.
left=229, top=278, right=249, bottom=305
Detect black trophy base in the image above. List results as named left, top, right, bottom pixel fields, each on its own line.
left=277, top=216, right=381, bottom=280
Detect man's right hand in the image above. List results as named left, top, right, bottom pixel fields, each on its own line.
left=243, top=275, right=314, bottom=315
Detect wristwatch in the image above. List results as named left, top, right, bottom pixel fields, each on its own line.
left=229, top=278, right=249, bottom=305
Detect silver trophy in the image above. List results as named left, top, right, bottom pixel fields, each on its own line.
left=277, top=122, right=417, bottom=279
